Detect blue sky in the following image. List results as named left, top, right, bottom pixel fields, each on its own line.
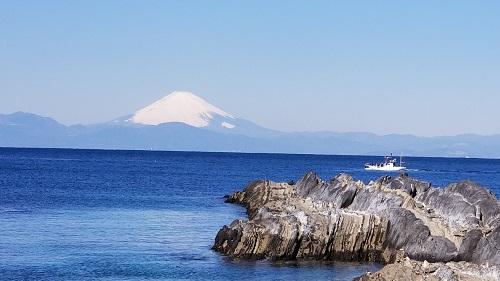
left=1, top=1, right=499, bottom=136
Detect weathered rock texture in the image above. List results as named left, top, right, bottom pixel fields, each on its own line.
left=213, top=172, right=500, bottom=279
left=355, top=258, right=500, bottom=281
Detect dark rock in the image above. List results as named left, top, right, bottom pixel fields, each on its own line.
left=213, top=171, right=500, bottom=276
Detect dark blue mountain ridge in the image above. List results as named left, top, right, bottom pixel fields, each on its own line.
left=1, top=111, right=500, bottom=158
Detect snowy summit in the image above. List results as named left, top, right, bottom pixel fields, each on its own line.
left=129, top=91, right=236, bottom=128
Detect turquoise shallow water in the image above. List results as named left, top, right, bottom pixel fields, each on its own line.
left=1, top=148, right=499, bottom=280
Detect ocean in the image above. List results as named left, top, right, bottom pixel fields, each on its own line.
left=1, top=148, right=499, bottom=281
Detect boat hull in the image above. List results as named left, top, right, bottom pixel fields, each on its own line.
left=364, top=166, right=406, bottom=171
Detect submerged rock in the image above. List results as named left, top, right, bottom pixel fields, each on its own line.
left=213, top=172, right=500, bottom=279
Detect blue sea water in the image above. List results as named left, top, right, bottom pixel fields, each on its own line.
left=1, top=148, right=499, bottom=281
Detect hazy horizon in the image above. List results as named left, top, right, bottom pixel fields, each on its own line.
left=2, top=1, right=499, bottom=137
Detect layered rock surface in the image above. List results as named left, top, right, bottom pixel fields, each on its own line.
left=213, top=172, right=500, bottom=279
left=355, top=258, right=500, bottom=281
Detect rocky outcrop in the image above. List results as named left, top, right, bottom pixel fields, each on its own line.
left=213, top=172, right=500, bottom=279
left=216, top=176, right=388, bottom=261
left=354, top=258, right=500, bottom=281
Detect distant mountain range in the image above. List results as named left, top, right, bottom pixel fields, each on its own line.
left=1, top=91, right=500, bottom=158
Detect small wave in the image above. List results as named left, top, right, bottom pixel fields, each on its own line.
left=464, top=170, right=499, bottom=174
left=176, top=254, right=209, bottom=261
left=0, top=208, right=30, bottom=214
left=410, top=168, right=499, bottom=174
left=405, top=168, right=420, bottom=172
left=416, top=168, right=461, bottom=173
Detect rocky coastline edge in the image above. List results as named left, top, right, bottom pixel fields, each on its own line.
left=213, top=172, right=500, bottom=280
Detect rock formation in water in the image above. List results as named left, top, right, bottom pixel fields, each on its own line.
left=213, top=172, right=500, bottom=279
left=354, top=258, right=500, bottom=281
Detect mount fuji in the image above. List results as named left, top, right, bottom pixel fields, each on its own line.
left=112, top=91, right=279, bottom=138
left=129, top=91, right=235, bottom=128
left=1, top=91, right=500, bottom=157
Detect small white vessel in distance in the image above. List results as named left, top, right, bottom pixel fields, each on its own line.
left=364, top=155, right=406, bottom=171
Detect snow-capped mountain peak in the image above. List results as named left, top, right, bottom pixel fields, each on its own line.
left=129, top=91, right=235, bottom=128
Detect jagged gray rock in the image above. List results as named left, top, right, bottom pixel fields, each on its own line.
left=213, top=172, right=500, bottom=279
left=354, top=258, right=500, bottom=281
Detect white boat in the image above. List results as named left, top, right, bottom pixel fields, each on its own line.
left=364, top=155, right=406, bottom=171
